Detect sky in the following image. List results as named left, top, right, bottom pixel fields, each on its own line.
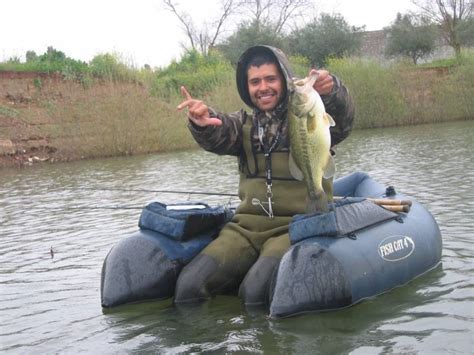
left=0, top=0, right=417, bottom=68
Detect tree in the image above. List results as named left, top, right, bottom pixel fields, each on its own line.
left=412, top=0, right=473, bottom=56
left=41, top=46, right=67, bottom=62
left=218, top=20, right=287, bottom=65
left=25, top=50, right=37, bottom=62
left=239, top=0, right=314, bottom=34
left=288, top=13, right=363, bottom=67
left=385, top=13, right=437, bottom=64
left=162, top=0, right=238, bottom=56
left=457, top=16, right=474, bottom=46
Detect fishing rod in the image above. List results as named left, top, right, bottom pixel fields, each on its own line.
left=64, top=205, right=144, bottom=210
left=74, top=187, right=239, bottom=197
left=63, top=188, right=413, bottom=212
left=38, top=202, right=239, bottom=212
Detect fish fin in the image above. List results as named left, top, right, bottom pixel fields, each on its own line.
left=325, top=113, right=336, bottom=127
left=323, top=176, right=334, bottom=202
left=308, top=72, right=319, bottom=87
left=323, top=154, right=336, bottom=179
left=307, top=112, right=317, bottom=132
left=289, top=152, right=304, bottom=181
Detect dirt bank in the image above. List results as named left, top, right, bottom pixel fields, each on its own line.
left=0, top=71, right=77, bottom=167
left=0, top=71, right=169, bottom=168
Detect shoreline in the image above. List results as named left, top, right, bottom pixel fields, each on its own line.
left=1, top=66, right=472, bottom=169
left=2, top=119, right=473, bottom=170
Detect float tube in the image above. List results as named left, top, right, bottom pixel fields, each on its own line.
left=100, top=202, right=233, bottom=307
left=101, top=172, right=442, bottom=317
left=268, top=172, right=442, bottom=318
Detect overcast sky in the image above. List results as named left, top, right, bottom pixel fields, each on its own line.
left=1, top=0, right=417, bottom=68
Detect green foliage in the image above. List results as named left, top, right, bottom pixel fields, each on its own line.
left=218, top=21, right=287, bottom=65
left=0, top=106, right=20, bottom=118
left=34, top=46, right=88, bottom=78
left=458, top=17, right=474, bottom=47
left=327, top=57, right=408, bottom=128
left=0, top=46, right=88, bottom=80
left=328, top=54, right=474, bottom=127
left=420, top=48, right=474, bottom=68
left=0, top=47, right=143, bottom=84
left=431, top=53, right=474, bottom=120
left=288, top=55, right=311, bottom=77
left=33, top=78, right=42, bottom=91
left=7, top=56, right=21, bottom=63
left=288, top=13, right=363, bottom=67
left=89, top=53, right=137, bottom=82
left=25, top=50, right=37, bottom=62
left=385, top=13, right=437, bottom=65
left=40, top=46, right=66, bottom=62
left=150, top=50, right=233, bottom=98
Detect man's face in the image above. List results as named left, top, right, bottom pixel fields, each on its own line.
left=247, top=63, right=283, bottom=111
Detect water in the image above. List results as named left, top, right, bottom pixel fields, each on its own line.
left=1, top=121, right=473, bottom=354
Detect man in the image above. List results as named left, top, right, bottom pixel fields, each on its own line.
left=175, top=45, right=354, bottom=306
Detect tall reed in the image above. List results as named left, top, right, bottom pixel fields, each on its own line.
left=327, top=56, right=473, bottom=127
left=327, top=58, right=408, bottom=128
left=41, top=81, right=197, bottom=159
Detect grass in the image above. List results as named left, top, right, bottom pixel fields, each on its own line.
left=0, top=106, right=20, bottom=118
left=328, top=58, right=408, bottom=128
left=419, top=48, right=474, bottom=68
left=327, top=55, right=473, bottom=127
left=48, top=82, right=198, bottom=159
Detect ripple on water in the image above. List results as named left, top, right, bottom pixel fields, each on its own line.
left=0, top=121, right=473, bottom=354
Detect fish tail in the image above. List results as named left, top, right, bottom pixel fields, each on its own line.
left=306, top=192, right=329, bottom=213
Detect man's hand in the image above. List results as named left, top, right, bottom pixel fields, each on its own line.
left=309, top=69, right=334, bottom=96
left=177, top=86, right=222, bottom=127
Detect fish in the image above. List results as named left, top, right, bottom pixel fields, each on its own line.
left=288, top=72, right=336, bottom=213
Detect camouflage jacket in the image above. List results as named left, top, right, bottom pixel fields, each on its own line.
left=188, top=74, right=355, bottom=157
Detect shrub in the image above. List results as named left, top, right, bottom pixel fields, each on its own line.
left=150, top=50, right=234, bottom=99
left=89, top=53, right=138, bottom=82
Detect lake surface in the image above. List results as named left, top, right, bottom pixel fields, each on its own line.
left=1, top=121, right=473, bottom=354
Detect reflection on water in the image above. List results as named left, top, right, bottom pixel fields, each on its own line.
left=1, top=121, right=473, bottom=353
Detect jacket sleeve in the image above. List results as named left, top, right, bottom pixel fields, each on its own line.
left=322, top=75, right=355, bottom=146
left=187, top=109, right=247, bottom=156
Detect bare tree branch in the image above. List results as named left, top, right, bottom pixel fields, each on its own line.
left=162, top=0, right=240, bottom=56
left=209, top=0, right=236, bottom=48
left=162, top=0, right=197, bottom=51
left=240, top=0, right=313, bottom=34
left=274, top=0, right=313, bottom=34
left=411, top=0, right=473, bottom=55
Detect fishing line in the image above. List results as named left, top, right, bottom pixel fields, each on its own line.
left=73, top=187, right=239, bottom=197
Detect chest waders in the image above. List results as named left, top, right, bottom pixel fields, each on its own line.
left=174, top=117, right=308, bottom=305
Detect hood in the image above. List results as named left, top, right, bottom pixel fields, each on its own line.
left=236, top=45, right=295, bottom=109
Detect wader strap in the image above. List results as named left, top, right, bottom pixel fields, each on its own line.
left=256, top=119, right=285, bottom=219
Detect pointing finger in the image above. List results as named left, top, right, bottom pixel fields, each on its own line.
left=180, top=86, right=192, bottom=100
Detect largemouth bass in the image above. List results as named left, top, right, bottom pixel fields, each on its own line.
left=288, top=73, right=336, bottom=213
